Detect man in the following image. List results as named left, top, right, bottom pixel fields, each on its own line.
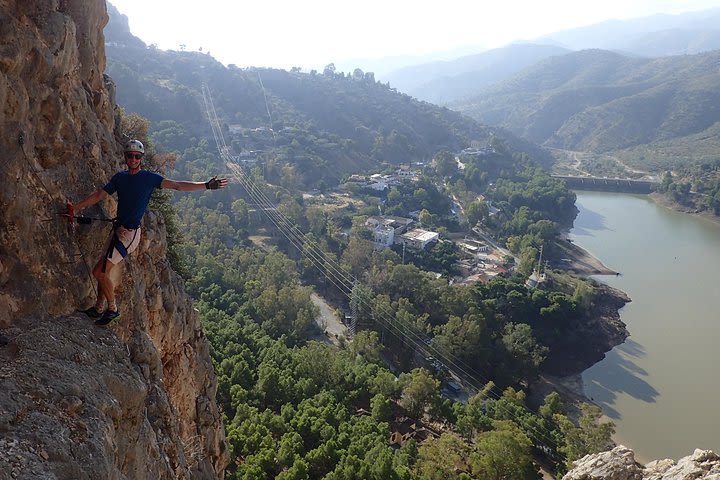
left=70, top=139, right=228, bottom=325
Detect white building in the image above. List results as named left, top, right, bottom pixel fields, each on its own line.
left=458, top=239, right=490, bottom=256
left=366, top=216, right=414, bottom=249
left=366, top=181, right=388, bottom=191
left=397, top=229, right=439, bottom=250
left=372, top=225, right=395, bottom=248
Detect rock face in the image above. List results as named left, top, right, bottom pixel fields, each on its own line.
left=0, top=1, right=227, bottom=478
left=564, top=445, right=720, bottom=480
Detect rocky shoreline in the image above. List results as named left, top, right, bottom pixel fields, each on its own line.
left=529, top=242, right=631, bottom=420
left=529, top=281, right=630, bottom=413
left=542, top=281, right=630, bottom=377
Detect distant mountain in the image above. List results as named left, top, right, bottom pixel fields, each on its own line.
left=378, top=8, right=720, bottom=106
left=454, top=49, right=720, bottom=158
left=382, top=44, right=571, bottom=104
left=538, top=8, right=720, bottom=56
left=333, top=44, right=487, bottom=78
left=616, top=28, right=720, bottom=57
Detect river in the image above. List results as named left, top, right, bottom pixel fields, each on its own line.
left=570, top=191, right=720, bottom=462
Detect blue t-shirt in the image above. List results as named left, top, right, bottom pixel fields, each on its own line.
left=103, top=170, right=164, bottom=228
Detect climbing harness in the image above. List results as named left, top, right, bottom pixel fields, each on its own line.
left=102, top=220, right=138, bottom=273
left=60, top=206, right=132, bottom=273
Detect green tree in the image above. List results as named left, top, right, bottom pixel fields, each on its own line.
left=501, top=322, right=547, bottom=382
left=470, top=420, right=538, bottom=480
left=231, top=199, right=249, bottom=227
left=399, top=368, right=440, bottom=418
left=433, top=315, right=484, bottom=365
left=350, top=330, right=382, bottom=364
left=416, top=433, right=470, bottom=480
left=341, top=236, right=374, bottom=277
left=464, top=199, right=488, bottom=227
left=518, top=246, right=539, bottom=277
left=370, top=393, right=391, bottom=422
left=434, top=150, right=458, bottom=178
left=418, top=208, right=433, bottom=227
left=555, top=403, right=615, bottom=467
left=539, top=391, right=564, bottom=419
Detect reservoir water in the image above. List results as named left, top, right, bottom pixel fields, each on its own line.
left=570, top=191, right=720, bottom=462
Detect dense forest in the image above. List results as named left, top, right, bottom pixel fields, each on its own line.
left=106, top=3, right=617, bottom=478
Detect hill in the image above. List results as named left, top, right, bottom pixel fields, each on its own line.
left=538, top=8, right=720, bottom=56
left=383, top=44, right=571, bottom=104
left=377, top=9, right=720, bottom=106
left=453, top=49, right=720, bottom=164
left=103, top=5, right=554, bottom=186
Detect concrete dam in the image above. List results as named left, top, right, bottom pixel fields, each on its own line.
left=552, top=175, right=659, bottom=194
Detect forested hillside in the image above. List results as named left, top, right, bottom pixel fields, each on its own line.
left=454, top=48, right=720, bottom=167
left=105, top=5, right=554, bottom=190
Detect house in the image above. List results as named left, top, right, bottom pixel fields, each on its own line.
left=396, top=166, right=418, bottom=179
left=366, top=215, right=414, bottom=248
left=228, top=124, right=243, bottom=135
left=458, top=239, right=489, bottom=256
left=389, top=417, right=440, bottom=448
left=461, top=144, right=496, bottom=156
left=366, top=216, right=414, bottom=235
left=397, top=229, right=439, bottom=250
left=366, top=181, right=388, bottom=191
left=346, top=174, right=367, bottom=182
left=371, top=224, right=395, bottom=248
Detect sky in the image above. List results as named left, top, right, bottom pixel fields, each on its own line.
left=108, top=0, right=720, bottom=71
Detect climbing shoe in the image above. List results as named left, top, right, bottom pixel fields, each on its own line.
left=95, top=309, right=121, bottom=326
left=80, top=306, right=103, bottom=320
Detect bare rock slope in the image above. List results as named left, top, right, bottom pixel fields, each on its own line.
left=564, top=445, right=720, bottom=480
left=0, top=1, right=226, bottom=478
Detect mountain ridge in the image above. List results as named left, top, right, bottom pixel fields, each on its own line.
left=454, top=48, right=720, bottom=158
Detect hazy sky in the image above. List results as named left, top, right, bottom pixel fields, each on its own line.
left=109, top=0, right=720, bottom=70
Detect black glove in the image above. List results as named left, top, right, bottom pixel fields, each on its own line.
left=205, top=176, right=221, bottom=190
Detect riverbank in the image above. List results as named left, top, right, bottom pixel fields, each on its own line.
left=649, top=192, right=720, bottom=226
left=530, top=246, right=631, bottom=424
left=553, top=236, right=618, bottom=276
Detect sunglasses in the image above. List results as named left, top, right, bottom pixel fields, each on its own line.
left=124, top=152, right=144, bottom=160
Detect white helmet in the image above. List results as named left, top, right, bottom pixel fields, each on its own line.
left=124, top=139, right=145, bottom=154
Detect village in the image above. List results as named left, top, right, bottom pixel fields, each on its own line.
left=328, top=155, right=521, bottom=287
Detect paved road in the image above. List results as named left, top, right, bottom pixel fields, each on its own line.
left=311, top=293, right=349, bottom=346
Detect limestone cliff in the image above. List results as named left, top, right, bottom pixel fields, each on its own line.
left=563, top=446, right=720, bottom=480
left=0, top=1, right=227, bottom=478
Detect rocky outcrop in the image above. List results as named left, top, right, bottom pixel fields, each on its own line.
left=542, top=283, right=630, bottom=376
left=0, top=1, right=226, bottom=478
left=563, top=445, right=720, bottom=480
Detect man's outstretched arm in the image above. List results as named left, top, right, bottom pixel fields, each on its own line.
left=161, top=177, right=228, bottom=191
left=73, top=189, right=110, bottom=211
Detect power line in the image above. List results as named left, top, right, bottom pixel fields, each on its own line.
left=199, top=83, right=563, bottom=451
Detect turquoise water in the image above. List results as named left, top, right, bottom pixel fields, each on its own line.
left=570, top=191, right=720, bottom=461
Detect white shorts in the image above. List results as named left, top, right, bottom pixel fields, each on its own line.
left=105, top=226, right=141, bottom=264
